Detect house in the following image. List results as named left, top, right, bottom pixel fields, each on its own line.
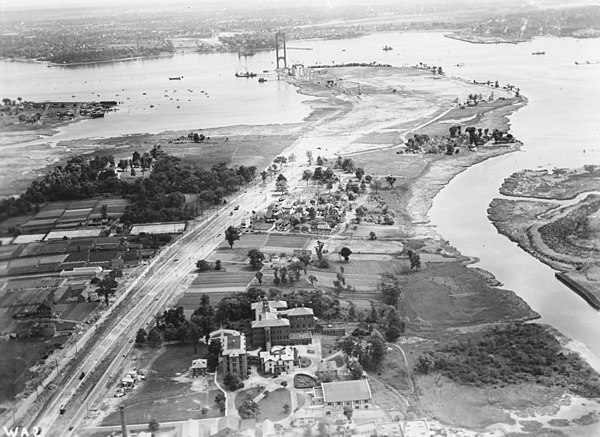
left=221, top=332, right=248, bottom=379
left=314, top=380, right=372, bottom=410
left=34, top=300, right=55, bottom=318
left=190, top=359, right=207, bottom=377
left=259, top=345, right=297, bottom=374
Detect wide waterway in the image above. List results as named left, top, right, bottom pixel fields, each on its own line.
left=1, top=32, right=599, bottom=360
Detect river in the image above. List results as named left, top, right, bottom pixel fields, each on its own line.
left=1, top=32, right=599, bottom=359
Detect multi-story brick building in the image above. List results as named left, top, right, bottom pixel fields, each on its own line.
left=221, top=331, right=248, bottom=379
left=250, top=298, right=315, bottom=349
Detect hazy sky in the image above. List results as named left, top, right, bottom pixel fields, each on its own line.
left=2, top=0, right=600, bottom=13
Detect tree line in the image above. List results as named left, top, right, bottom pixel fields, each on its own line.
left=1, top=147, right=257, bottom=226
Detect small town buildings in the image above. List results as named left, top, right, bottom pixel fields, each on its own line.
left=259, top=345, right=297, bottom=374
left=313, top=380, right=372, bottom=409
left=221, top=332, right=249, bottom=379
left=190, top=359, right=207, bottom=377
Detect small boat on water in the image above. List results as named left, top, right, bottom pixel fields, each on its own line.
left=532, top=51, right=545, bottom=55
left=575, top=60, right=600, bottom=65
left=235, top=71, right=257, bottom=78
left=258, top=78, right=267, bottom=83
left=383, top=45, right=393, bottom=51
left=169, top=76, right=183, bottom=80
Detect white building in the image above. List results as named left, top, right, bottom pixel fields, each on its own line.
left=313, top=380, right=372, bottom=409
left=259, top=345, right=297, bottom=374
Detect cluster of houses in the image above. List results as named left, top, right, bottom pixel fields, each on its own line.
left=259, top=192, right=349, bottom=234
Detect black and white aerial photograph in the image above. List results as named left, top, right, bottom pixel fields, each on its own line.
left=1, top=0, right=599, bottom=436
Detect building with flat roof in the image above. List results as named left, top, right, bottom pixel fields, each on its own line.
left=313, top=380, right=372, bottom=410
left=221, top=332, right=248, bottom=379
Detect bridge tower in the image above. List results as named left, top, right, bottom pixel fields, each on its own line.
left=275, top=32, right=287, bottom=69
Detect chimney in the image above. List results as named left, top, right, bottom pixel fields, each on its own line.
left=120, top=404, right=128, bottom=437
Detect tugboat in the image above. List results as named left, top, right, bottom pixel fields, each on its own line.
left=235, top=71, right=257, bottom=78
left=169, top=76, right=183, bottom=80
left=258, top=78, right=267, bottom=83
left=532, top=51, right=545, bottom=55
left=575, top=59, right=600, bottom=65
left=383, top=45, right=393, bottom=51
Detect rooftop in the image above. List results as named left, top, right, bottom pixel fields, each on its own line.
left=321, top=380, right=372, bottom=403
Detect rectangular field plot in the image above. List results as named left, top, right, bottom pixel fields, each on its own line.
left=178, top=291, right=232, bottom=316
left=190, top=270, right=254, bottom=293
left=217, top=233, right=268, bottom=249
left=45, top=229, right=102, bottom=240
left=60, top=302, right=97, bottom=321
left=263, top=234, right=310, bottom=253
left=12, top=234, right=46, bottom=245
left=130, top=222, right=186, bottom=235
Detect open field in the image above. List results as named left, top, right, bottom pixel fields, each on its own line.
left=0, top=338, right=53, bottom=404
left=101, top=343, right=221, bottom=425
left=398, top=261, right=537, bottom=337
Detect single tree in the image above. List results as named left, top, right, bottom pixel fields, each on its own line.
left=215, top=260, right=222, bottom=270
left=224, top=372, right=244, bottom=391
left=385, top=175, right=397, bottom=189
left=147, top=328, right=162, bottom=347
left=135, top=328, right=147, bottom=344
left=369, top=231, right=377, bottom=240
left=96, top=277, right=118, bottom=306
left=148, top=418, right=160, bottom=432
left=343, top=405, right=353, bottom=421
left=306, top=150, right=313, bottom=165
left=283, top=402, right=290, bottom=414
left=248, top=249, right=265, bottom=271
left=308, top=275, right=318, bottom=286
left=238, top=400, right=260, bottom=419
left=225, top=226, right=240, bottom=249
left=261, top=170, right=268, bottom=183
left=371, top=178, right=383, bottom=194
left=255, top=271, right=263, bottom=285
left=416, top=353, right=435, bottom=374
left=215, top=392, right=227, bottom=415
left=407, top=250, right=421, bottom=270
left=302, top=169, right=313, bottom=186
left=340, top=247, right=352, bottom=262
left=196, top=259, right=211, bottom=272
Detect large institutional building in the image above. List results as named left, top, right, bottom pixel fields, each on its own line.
left=250, top=298, right=316, bottom=349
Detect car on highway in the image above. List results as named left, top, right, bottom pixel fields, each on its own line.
left=234, top=205, right=240, bottom=210
left=173, top=258, right=179, bottom=262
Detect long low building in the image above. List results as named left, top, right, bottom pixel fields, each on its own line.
left=313, top=379, right=372, bottom=410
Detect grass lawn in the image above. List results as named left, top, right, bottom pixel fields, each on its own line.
left=0, top=338, right=51, bottom=403
left=234, top=386, right=263, bottom=409
left=256, top=388, right=292, bottom=421
left=102, top=343, right=220, bottom=425
left=320, top=336, right=339, bottom=358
